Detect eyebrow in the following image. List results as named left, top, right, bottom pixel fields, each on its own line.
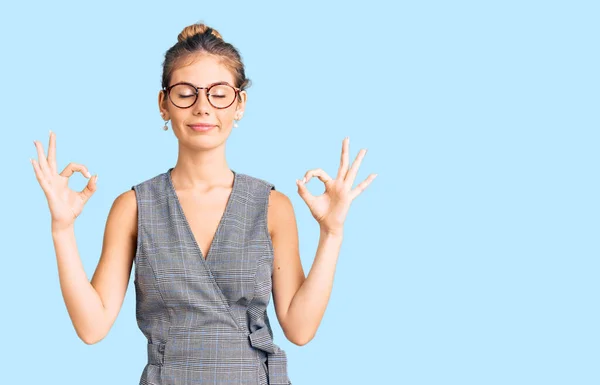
left=172, top=80, right=230, bottom=87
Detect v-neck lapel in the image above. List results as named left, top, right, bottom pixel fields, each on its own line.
left=165, top=167, right=238, bottom=264
left=164, top=167, right=245, bottom=333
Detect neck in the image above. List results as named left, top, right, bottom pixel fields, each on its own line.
left=171, top=162, right=233, bottom=190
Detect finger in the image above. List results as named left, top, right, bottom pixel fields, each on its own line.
left=345, top=148, right=367, bottom=186
left=336, top=137, right=350, bottom=180
left=33, top=140, right=50, bottom=175
left=60, top=162, right=92, bottom=179
left=296, top=176, right=316, bottom=207
left=47, top=130, right=57, bottom=173
left=79, top=174, right=98, bottom=203
left=302, top=168, right=333, bottom=186
left=350, top=173, right=377, bottom=200
left=30, top=158, right=50, bottom=193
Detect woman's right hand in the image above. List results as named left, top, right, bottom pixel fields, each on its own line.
left=31, top=131, right=98, bottom=232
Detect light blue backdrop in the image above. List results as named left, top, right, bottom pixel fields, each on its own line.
left=3, top=0, right=599, bottom=384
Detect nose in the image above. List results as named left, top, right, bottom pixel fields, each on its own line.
left=192, top=89, right=212, bottom=114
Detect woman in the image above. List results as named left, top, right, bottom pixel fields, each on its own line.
left=31, top=22, right=376, bottom=385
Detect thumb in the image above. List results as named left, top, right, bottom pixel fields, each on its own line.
left=296, top=178, right=314, bottom=206
left=79, top=174, right=98, bottom=203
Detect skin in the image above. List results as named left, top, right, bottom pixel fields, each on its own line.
left=30, top=53, right=377, bottom=346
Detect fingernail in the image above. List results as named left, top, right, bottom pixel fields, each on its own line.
left=302, top=177, right=306, bottom=183
left=49, top=129, right=52, bottom=136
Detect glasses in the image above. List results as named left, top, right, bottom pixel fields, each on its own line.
left=163, top=81, right=241, bottom=109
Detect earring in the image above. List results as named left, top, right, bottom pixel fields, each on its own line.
left=233, top=112, right=243, bottom=128
left=163, top=119, right=169, bottom=131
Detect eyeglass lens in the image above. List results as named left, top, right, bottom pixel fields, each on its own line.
left=169, top=84, right=236, bottom=108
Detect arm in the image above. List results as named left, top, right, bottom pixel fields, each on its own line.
left=269, top=189, right=343, bottom=346
left=52, top=190, right=137, bottom=344
left=270, top=137, right=376, bottom=346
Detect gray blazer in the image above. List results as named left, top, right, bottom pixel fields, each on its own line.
left=131, top=168, right=291, bottom=385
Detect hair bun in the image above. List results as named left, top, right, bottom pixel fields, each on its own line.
left=177, top=23, right=223, bottom=43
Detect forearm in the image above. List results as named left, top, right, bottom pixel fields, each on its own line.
left=285, top=228, right=343, bottom=345
left=51, top=224, right=106, bottom=344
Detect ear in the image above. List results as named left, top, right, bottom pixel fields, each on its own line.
left=236, top=90, right=247, bottom=113
left=158, top=89, right=169, bottom=119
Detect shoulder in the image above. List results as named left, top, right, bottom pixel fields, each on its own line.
left=236, top=172, right=285, bottom=206
left=104, top=188, right=138, bottom=239
left=237, top=172, right=294, bottom=235
left=116, top=189, right=138, bottom=210
left=236, top=172, right=275, bottom=191
left=131, top=170, right=169, bottom=195
left=267, top=188, right=295, bottom=236
left=119, top=170, right=168, bottom=237
left=268, top=188, right=290, bottom=208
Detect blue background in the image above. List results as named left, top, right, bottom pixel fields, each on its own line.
left=3, top=0, right=599, bottom=384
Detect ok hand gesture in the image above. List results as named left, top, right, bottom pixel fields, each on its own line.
left=30, top=131, right=98, bottom=232
left=296, top=137, right=377, bottom=236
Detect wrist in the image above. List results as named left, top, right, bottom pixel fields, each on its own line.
left=320, top=227, right=344, bottom=238
left=52, top=221, right=74, bottom=235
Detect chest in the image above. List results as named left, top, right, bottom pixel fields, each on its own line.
left=135, top=172, right=275, bottom=311
left=177, top=191, right=230, bottom=260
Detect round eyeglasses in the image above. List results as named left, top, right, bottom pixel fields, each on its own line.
left=163, top=81, right=241, bottom=109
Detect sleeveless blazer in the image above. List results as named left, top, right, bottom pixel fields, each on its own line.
left=131, top=168, right=291, bottom=385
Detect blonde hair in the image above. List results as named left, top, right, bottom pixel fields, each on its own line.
left=161, top=21, right=251, bottom=101
left=177, top=23, right=223, bottom=42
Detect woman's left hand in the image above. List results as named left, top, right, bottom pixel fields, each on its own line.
left=296, top=137, right=377, bottom=236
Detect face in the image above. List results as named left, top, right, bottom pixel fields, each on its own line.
left=158, top=54, right=246, bottom=148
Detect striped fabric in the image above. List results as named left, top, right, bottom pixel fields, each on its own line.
left=131, top=167, right=291, bottom=385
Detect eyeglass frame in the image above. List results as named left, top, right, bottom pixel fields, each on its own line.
left=163, top=81, right=242, bottom=109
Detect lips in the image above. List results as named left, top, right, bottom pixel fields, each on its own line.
left=189, top=123, right=216, bottom=128
left=188, top=123, right=217, bottom=132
